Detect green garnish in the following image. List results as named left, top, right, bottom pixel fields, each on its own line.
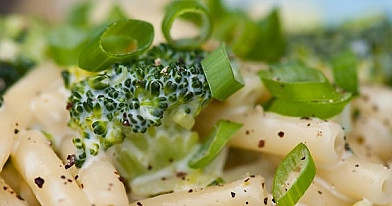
left=273, top=143, right=316, bottom=206
left=201, top=44, right=244, bottom=101
left=78, top=19, right=154, bottom=72
left=209, top=0, right=285, bottom=62
left=331, top=50, right=359, bottom=95
left=47, top=25, right=88, bottom=66
left=259, top=61, right=352, bottom=119
left=162, top=0, right=212, bottom=50
left=189, top=119, right=242, bottom=168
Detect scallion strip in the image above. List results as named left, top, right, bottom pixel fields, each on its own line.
left=78, top=19, right=154, bottom=72
left=201, top=44, right=244, bottom=101
left=47, top=25, right=88, bottom=66
left=189, top=120, right=242, bottom=169
left=273, top=143, right=316, bottom=206
left=331, top=50, right=359, bottom=96
left=258, top=62, right=336, bottom=101
left=162, top=0, right=212, bottom=50
left=266, top=91, right=352, bottom=119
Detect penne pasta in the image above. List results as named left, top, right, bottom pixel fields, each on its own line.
left=76, top=154, right=129, bottom=206
left=0, top=63, right=61, bottom=172
left=129, top=175, right=269, bottom=206
left=1, top=161, right=40, bottom=206
left=10, top=129, right=91, bottom=206
left=0, top=176, right=28, bottom=206
left=317, top=152, right=392, bottom=205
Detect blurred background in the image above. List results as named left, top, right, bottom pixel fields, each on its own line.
left=1, top=0, right=392, bottom=28
left=0, top=0, right=392, bottom=26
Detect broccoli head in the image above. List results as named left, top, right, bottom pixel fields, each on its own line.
left=66, top=43, right=212, bottom=167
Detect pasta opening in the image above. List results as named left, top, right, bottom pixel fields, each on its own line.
left=382, top=177, right=392, bottom=195
left=333, top=132, right=345, bottom=159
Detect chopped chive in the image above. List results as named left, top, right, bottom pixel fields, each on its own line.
left=162, top=0, right=212, bottom=50
left=78, top=19, right=154, bottom=72
left=47, top=24, right=88, bottom=66
left=266, top=91, right=352, bottom=119
left=331, top=50, right=359, bottom=96
left=201, top=44, right=244, bottom=101
left=273, top=143, right=316, bottom=206
left=258, top=61, right=336, bottom=101
left=259, top=61, right=353, bottom=119
left=189, top=119, right=242, bottom=168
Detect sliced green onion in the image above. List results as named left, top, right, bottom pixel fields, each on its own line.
left=213, top=7, right=285, bottom=62
left=273, top=143, right=316, bottom=206
left=189, top=120, right=242, bottom=168
left=331, top=50, right=359, bottom=96
left=66, top=1, right=92, bottom=28
left=162, top=0, right=212, bottom=50
left=201, top=44, right=244, bottom=101
left=78, top=19, right=154, bottom=72
left=66, top=1, right=127, bottom=29
left=47, top=25, right=88, bottom=66
left=266, top=91, right=352, bottom=119
left=259, top=61, right=353, bottom=119
left=258, top=62, right=337, bottom=101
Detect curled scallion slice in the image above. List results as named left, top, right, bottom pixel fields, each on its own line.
left=162, top=0, right=212, bottom=50
left=78, top=19, right=154, bottom=72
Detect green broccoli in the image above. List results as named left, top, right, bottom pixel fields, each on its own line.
left=65, top=43, right=212, bottom=168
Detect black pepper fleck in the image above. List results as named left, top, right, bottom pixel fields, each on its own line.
left=264, top=197, right=268, bottom=205
left=65, top=154, right=75, bottom=169
left=278, top=131, right=285, bottom=138
left=258, top=139, right=265, bottom=148
left=231, top=191, right=236, bottom=198
left=34, top=177, right=45, bottom=188
left=136, top=201, right=143, bottom=206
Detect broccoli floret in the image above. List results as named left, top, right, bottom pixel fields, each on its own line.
left=66, top=43, right=212, bottom=167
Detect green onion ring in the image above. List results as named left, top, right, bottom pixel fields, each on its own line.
left=273, top=143, right=316, bottom=206
left=78, top=19, right=154, bottom=72
left=162, top=0, right=212, bottom=50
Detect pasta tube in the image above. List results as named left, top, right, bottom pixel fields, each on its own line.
left=0, top=63, right=61, bottom=172
left=11, top=129, right=91, bottom=206
left=76, top=154, right=129, bottom=206
left=129, top=175, right=268, bottom=206
left=228, top=106, right=346, bottom=166
left=352, top=85, right=392, bottom=125
left=1, top=162, right=40, bottom=206
left=0, top=177, right=28, bottom=206
left=299, top=176, right=355, bottom=206
left=317, top=152, right=392, bottom=205
left=347, top=115, right=392, bottom=162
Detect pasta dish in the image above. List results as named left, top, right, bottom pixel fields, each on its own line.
left=0, top=0, right=391, bottom=205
